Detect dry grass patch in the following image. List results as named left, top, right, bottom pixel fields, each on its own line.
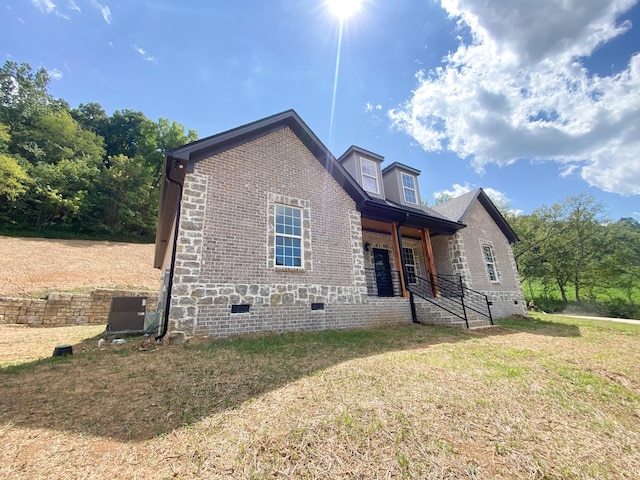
left=0, top=235, right=158, bottom=297
left=0, top=316, right=639, bottom=479
left=0, top=324, right=105, bottom=367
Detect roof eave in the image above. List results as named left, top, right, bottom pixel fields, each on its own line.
left=361, top=199, right=465, bottom=235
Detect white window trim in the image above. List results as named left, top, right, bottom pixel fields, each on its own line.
left=403, top=247, right=417, bottom=284
left=267, top=193, right=312, bottom=271
left=482, top=244, right=499, bottom=282
left=275, top=204, right=303, bottom=269
left=401, top=172, right=418, bottom=205
left=360, top=157, right=379, bottom=194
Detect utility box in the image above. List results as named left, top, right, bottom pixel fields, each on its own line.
left=107, top=296, right=147, bottom=334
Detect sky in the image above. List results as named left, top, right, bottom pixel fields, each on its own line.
left=2, top=0, right=640, bottom=220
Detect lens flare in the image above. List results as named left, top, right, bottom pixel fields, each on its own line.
left=327, top=0, right=362, bottom=20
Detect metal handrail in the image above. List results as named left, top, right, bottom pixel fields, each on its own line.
left=409, top=274, right=493, bottom=327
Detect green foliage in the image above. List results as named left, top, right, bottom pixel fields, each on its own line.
left=0, top=61, right=52, bottom=126
left=0, top=123, right=31, bottom=204
left=0, top=60, right=198, bottom=240
left=514, top=194, right=639, bottom=318
left=0, top=153, right=30, bottom=202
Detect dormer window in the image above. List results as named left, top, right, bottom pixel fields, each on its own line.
left=401, top=172, right=418, bottom=204
left=360, top=157, right=379, bottom=194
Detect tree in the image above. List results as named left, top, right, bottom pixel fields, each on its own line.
left=598, top=218, right=640, bottom=305
left=511, top=204, right=563, bottom=298
left=71, top=102, right=109, bottom=137
left=102, top=110, right=158, bottom=163
left=0, top=153, right=30, bottom=202
left=95, top=154, right=156, bottom=234
left=0, top=123, right=31, bottom=211
left=24, top=156, right=100, bottom=229
left=21, top=110, right=105, bottom=165
left=513, top=194, right=610, bottom=304
left=0, top=59, right=200, bottom=239
left=154, top=117, right=198, bottom=183
left=0, top=61, right=52, bottom=127
left=563, top=194, right=607, bottom=302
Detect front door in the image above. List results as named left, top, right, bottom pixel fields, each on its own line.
left=373, top=248, right=394, bottom=297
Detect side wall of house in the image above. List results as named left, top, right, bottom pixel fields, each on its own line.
left=167, top=127, right=412, bottom=337
left=457, top=201, right=526, bottom=318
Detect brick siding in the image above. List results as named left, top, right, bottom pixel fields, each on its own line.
left=167, top=127, right=393, bottom=338
left=454, top=201, right=526, bottom=316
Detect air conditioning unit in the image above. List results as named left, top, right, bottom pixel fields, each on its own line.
left=107, top=296, right=147, bottom=334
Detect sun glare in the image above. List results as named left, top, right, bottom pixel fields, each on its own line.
left=327, top=0, right=362, bottom=20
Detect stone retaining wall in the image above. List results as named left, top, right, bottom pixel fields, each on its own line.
left=0, top=289, right=159, bottom=327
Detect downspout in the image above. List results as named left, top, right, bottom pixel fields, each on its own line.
left=155, top=159, right=184, bottom=342
left=395, top=216, right=418, bottom=324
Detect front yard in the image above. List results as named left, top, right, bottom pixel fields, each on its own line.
left=0, top=315, right=638, bottom=479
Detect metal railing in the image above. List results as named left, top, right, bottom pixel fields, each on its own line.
left=364, top=268, right=493, bottom=328
left=408, top=274, right=493, bottom=328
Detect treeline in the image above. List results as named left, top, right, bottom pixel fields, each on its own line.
left=0, top=61, right=197, bottom=240
left=509, top=193, right=640, bottom=318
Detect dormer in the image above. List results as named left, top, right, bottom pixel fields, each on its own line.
left=337, top=146, right=385, bottom=199
left=381, top=162, right=421, bottom=207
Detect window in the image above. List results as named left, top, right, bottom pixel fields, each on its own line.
left=360, top=157, right=379, bottom=194
left=482, top=245, right=498, bottom=282
left=275, top=204, right=302, bottom=267
left=268, top=193, right=312, bottom=271
left=401, top=173, right=417, bottom=204
left=402, top=247, right=417, bottom=283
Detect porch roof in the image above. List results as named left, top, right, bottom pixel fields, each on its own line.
left=361, top=197, right=465, bottom=235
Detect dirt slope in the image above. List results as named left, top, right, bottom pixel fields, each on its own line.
left=0, top=236, right=160, bottom=298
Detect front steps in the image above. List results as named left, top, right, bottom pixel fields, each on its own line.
left=413, top=297, right=493, bottom=328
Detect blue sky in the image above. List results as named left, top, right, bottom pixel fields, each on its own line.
left=3, top=0, right=640, bottom=220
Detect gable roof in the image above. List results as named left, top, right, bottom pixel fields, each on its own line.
left=154, top=110, right=466, bottom=267
left=381, top=161, right=421, bottom=176
left=337, top=145, right=385, bottom=163
left=154, top=110, right=366, bottom=267
left=431, top=188, right=520, bottom=243
left=167, top=109, right=363, bottom=199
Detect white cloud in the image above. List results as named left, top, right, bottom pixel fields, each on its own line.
left=67, top=0, right=80, bottom=12
left=365, top=102, right=382, bottom=112
left=31, top=0, right=80, bottom=18
left=560, top=164, right=579, bottom=178
left=31, top=0, right=56, bottom=14
left=435, top=183, right=515, bottom=212
left=90, top=0, right=111, bottom=24
left=132, top=44, right=157, bottom=63
left=390, top=0, right=640, bottom=196
left=434, top=182, right=473, bottom=200
left=48, top=68, right=63, bottom=80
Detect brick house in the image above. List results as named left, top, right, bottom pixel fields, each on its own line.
left=153, top=110, right=526, bottom=340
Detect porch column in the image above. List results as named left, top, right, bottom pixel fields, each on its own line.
left=421, top=229, right=440, bottom=297
left=391, top=222, right=409, bottom=297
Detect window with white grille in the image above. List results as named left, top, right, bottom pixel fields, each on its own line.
left=360, top=157, right=379, bottom=194
left=482, top=245, right=498, bottom=282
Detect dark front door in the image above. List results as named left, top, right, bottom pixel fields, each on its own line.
left=373, top=248, right=394, bottom=297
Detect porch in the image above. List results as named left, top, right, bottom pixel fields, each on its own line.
left=360, top=218, right=493, bottom=328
